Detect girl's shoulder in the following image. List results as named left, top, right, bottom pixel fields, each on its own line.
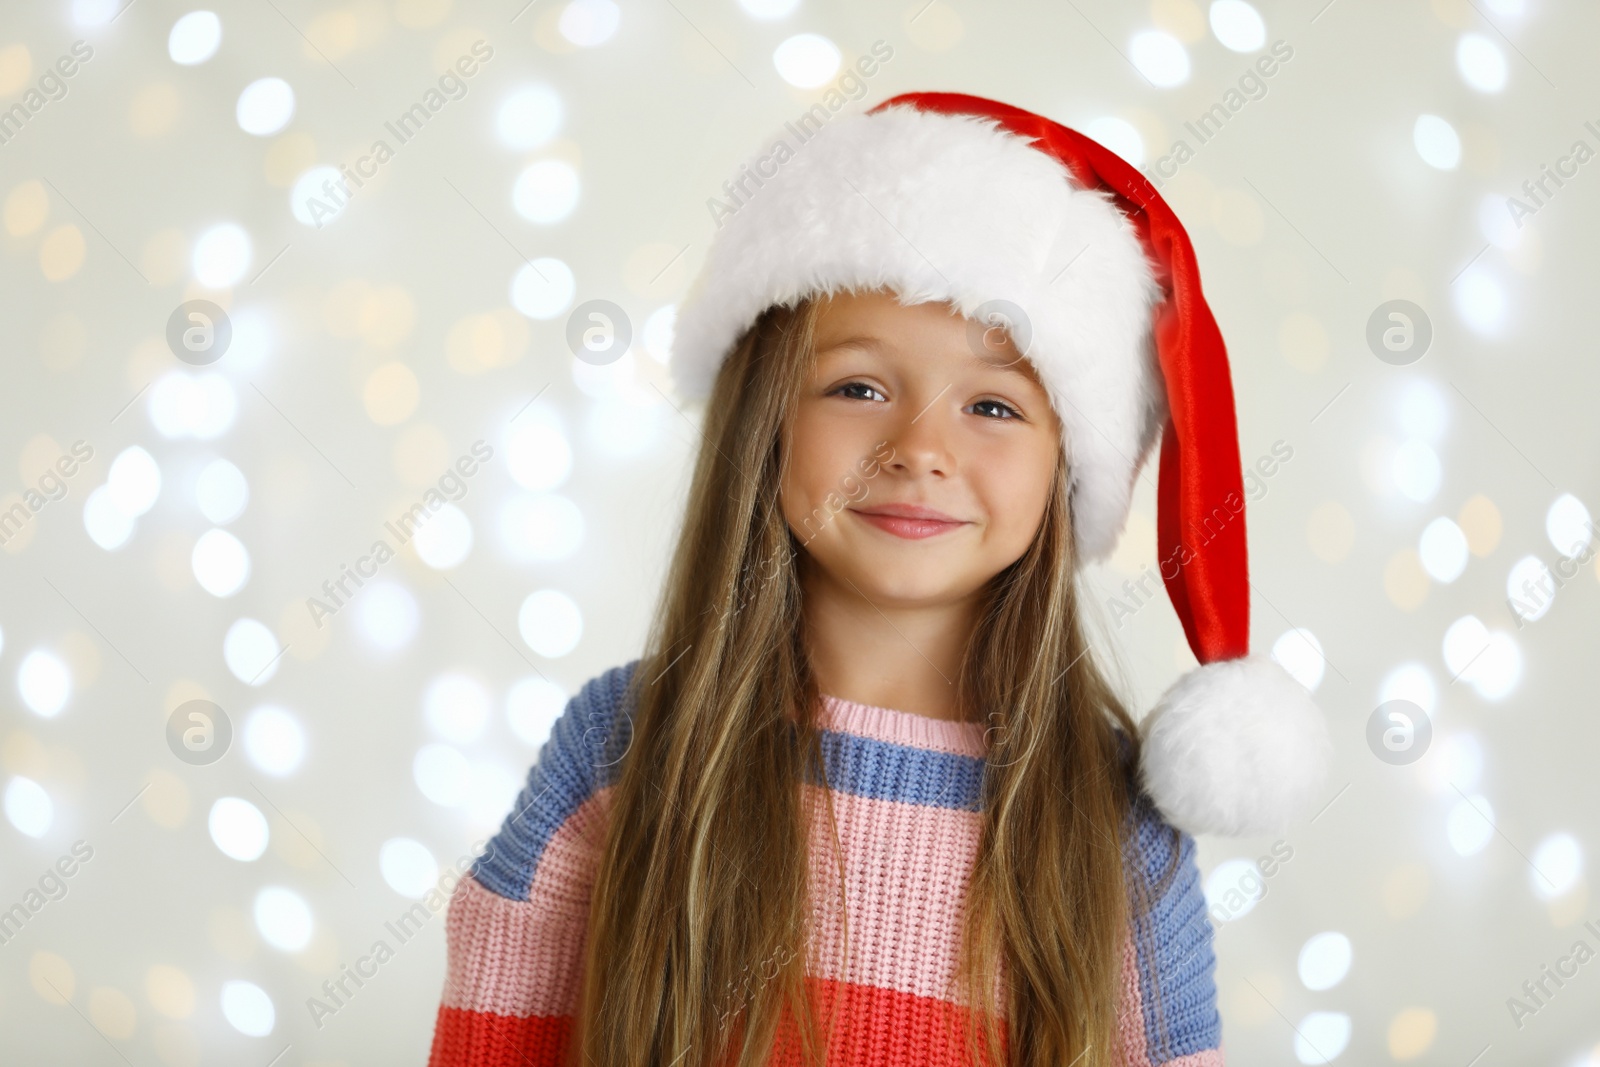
left=468, top=660, right=642, bottom=900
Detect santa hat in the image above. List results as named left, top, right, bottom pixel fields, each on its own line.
left=668, top=91, right=1331, bottom=838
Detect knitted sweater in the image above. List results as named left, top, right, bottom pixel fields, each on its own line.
left=426, top=661, right=1224, bottom=1066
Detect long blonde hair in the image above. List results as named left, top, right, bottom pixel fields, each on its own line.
left=575, top=294, right=1154, bottom=1066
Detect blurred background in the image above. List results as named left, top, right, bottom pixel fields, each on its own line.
left=1, top=0, right=1597, bottom=1062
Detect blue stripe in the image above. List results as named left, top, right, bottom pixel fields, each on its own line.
left=805, top=727, right=987, bottom=811
left=471, top=660, right=639, bottom=901
left=1126, top=795, right=1222, bottom=1058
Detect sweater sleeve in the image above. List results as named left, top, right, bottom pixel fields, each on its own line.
left=426, top=661, right=638, bottom=1067
left=1118, top=794, right=1224, bottom=1067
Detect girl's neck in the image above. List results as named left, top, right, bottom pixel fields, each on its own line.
left=800, top=557, right=981, bottom=723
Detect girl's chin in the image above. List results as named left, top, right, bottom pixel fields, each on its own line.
left=831, top=563, right=986, bottom=609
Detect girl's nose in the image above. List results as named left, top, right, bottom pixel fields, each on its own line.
left=882, top=386, right=957, bottom=478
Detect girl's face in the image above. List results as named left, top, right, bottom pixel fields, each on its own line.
left=779, top=288, right=1063, bottom=609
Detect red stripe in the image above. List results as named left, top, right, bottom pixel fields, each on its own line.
left=767, top=974, right=1009, bottom=1067
left=426, top=1004, right=572, bottom=1067
left=429, top=977, right=1008, bottom=1067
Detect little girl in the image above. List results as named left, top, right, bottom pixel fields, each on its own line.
left=426, top=92, right=1329, bottom=1067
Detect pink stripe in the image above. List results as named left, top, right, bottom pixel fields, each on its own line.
left=439, top=788, right=615, bottom=1017
left=801, top=782, right=1000, bottom=1002
left=1117, top=924, right=1152, bottom=1067
left=1115, top=927, right=1224, bottom=1066
left=817, top=695, right=990, bottom=757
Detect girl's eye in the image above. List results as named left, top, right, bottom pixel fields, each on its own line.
left=830, top=381, right=887, bottom=402
left=968, top=398, right=1022, bottom=420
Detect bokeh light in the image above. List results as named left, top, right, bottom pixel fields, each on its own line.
left=220, top=979, right=275, bottom=1036
left=168, top=10, right=222, bottom=65
left=1529, top=832, right=1582, bottom=900
left=505, top=421, right=573, bottom=491
left=512, top=161, right=580, bottom=225
left=236, top=77, right=294, bottom=136
left=147, top=371, right=238, bottom=440
left=499, top=494, right=584, bottom=562
left=208, top=797, right=269, bottom=861
left=1447, top=793, right=1495, bottom=856
left=510, top=258, right=576, bottom=320
left=224, top=618, right=282, bottom=685
left=772, top=34, right=841, bottom=88
left=1392, top=440, right=1442, bottom=502
left=1129, top=31, right=1189, bottom=87
left=413, top=504, right=474, bottom=570
left=1379, top=662, right=1436, bottom=718
left=380, top=837, right=440, bottom=898
left=192, top=528, right=251, bottom=597
left=1455, top=34, right=1507, bottom=92
left=1209, top=0, right=1266, bottom=52
left=243, top=706, right=306, bottom=776
left=506, top=676, right=568, bottom=748
left=558, top=0, right=620, bottom=47
left=1413, top=114, right=1461, bottom=170
left=424, top=673, right=492, bottom=744
left=1084, top=116, right=1145, bottom=168
left=18, top=649, right=72, bottom=717
left=1297, top=931, right=1353, bottom=991
left=355, top=582, right=420, bottom=652
left=1507, top=555, right=1554, bottom=622
left=5, top=776, right=54, bottom=838
left=414, top=743, right=473, bottom=807
left=518, top=589, right=583, bottom=657
left=1293, top=1011, right=1351, bottom=1064
left=1271, top=628, right=1325, bottom=692
left=1546, top=493, right=1593, bottom=556
left=195, top=458, right=249, bottom=523
left=253, top=886, right=313, bottom=951
left=496, top=85, right=563, bottom=150
left=1418, top=517, right=1468, bottom=583
left=191, top=222, right=254, bottom=288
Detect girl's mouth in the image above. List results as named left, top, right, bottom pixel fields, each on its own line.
left=848, top=505, right=969, bottom=540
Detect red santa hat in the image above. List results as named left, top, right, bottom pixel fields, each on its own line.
left=668, top=91, right=1331, bottom=838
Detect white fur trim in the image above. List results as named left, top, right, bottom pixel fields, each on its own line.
left=1138, top=655, right=1333, bottom=838
left=669, top=104, right=1166, bottom=562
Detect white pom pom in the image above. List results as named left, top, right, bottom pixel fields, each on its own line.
left=1139, top=654, right=1333, bottom=838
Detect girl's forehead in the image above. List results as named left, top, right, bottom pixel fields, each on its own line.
left=810, top=289, right=1040, bottom=383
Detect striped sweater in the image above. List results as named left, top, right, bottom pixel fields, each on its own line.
left=427, top=661, right=1224, bottom=1066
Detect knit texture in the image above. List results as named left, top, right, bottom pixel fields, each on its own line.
left=426, top=661, right=1224, bottom=1066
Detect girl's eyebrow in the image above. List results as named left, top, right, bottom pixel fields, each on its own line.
left=813, top=334, right=884, bottom=356
left=970, top=347, right=1036, bottom=380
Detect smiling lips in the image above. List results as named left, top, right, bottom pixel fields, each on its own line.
left=849, top=503, right=969, bottom=540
